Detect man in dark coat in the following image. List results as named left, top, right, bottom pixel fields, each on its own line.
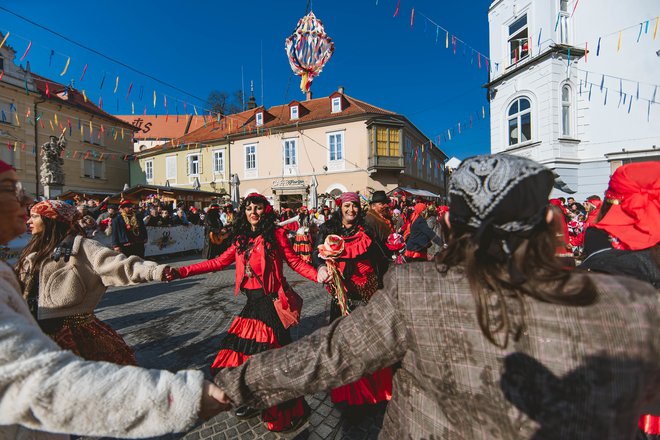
left=364, top=190, right=393, bottom=286
left=202, top=203, right=227, bottom=259
left=111, top=200, right=148, bottom=258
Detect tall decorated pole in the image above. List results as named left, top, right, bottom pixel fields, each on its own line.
left=285, top=12, right=335, bottom=99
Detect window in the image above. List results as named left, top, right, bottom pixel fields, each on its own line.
left=213, top=150, right=225, bottom=174
left=328, top=132, right=344, bottom=161
left=187, top=154, right=201, bottom=175
left=255, top=112, right=263, bottom=126
left=558, top=1, right=570, bottom=44
left=83, top=159, right=103, bottom=179
left=560, top=0, right=569, bottom=12
left=0, top=100, right=14, bottom=126
left=165, top=156, right=177, bottom=180
left=561, top=85, right=572, bottom=137
left=145, top=160, right=154, bottom=181
left=507, top=97, right=532, bottom=146
left=245, top=144, right=257, bottom=171
left=375, top=127, right=401, bottom=157
left=290, top=106, right=299, bottom=120
left=283, top=139, right=297, bottom=166
left=508, top=15, right=529, bottom=65
left=331, top=97, right=342, bottom=113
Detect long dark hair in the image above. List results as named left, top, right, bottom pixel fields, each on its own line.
left=15, top=216, right=82, bottom=286
left=232, top=194, right=278, bottom=255
left=435, top=219, right=597, bottom=348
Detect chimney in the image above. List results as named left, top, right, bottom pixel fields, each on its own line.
left=338, top=86, right=344, bottom=94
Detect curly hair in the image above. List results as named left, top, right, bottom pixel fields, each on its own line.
left=231, top=194, right=279, bottom=255
left=320, top=201, right=368, bottom=236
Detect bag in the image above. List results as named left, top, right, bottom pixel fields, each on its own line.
left=273, top=284, right=303, bottom=329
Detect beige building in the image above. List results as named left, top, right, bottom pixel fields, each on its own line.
left=0, top=35, right=136, bottom=198
left=134, top=89, right=447, bottom=209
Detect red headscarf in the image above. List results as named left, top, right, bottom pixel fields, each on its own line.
left=337, top=192, right=359, bottom=205
left=595, top=162, right=660, bottom=250
left=31, top=200, right=81, bottom=224
left=403, top=203, right=427, bottom=240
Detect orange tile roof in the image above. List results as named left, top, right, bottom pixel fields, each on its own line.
left=31, top=74, right=136, bottom=130
left=150, top=94, right=395, bottom=151
left=115, top=115, right=206, bottom=140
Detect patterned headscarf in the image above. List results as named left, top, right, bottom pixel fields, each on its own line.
left=31, top=200, right=81, bottom=224
left=337, top=192, right=359, bottom=205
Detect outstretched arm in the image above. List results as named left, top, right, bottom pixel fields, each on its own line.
left=178, top=244, right=237, bottom=278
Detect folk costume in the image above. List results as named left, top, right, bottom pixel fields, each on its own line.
left=403, top=203, right=443, bottom=262
left=313, top=192, right=393, bottom=406
left=19, top=200, right=169, bottom=366
left=293, top=208, right=313, bottom=263
left=202, top=204, right=227, bottom=259
left=111, top=200, right=148, bottom=258
left=177, top=194, right=317, bottom=432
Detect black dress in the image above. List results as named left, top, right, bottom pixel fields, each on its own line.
left=202, top=210, right=225, bottom=259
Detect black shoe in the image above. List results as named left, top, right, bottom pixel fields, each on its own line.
left=234, top=405, right=260, bottom=420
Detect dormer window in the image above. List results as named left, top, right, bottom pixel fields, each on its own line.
left=290, top=106, right=299, bottom=120
left=331, top=97, right=342, bottom=113
left=255, top=112, right=263, bottom=126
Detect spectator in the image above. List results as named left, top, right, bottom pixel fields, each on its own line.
left=172, top=207, right=190, bottom=226
left=157, top=209, right=173, bottom=227
left=111, top=200, right=148, bottom=258
left=143, top=206, right=161, bottom=227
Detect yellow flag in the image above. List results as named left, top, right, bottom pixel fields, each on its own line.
left=14, top=113, right=19, bottom=126
left=654, top=17, right=659, bottom=40
left=80, top=125, right=83, bottom=138
left=54, top=113, right=58, bottom=125
left=445, top=31, right=449, bottom=48
left=82, top=90, right=88, bottom=102
left=153, top=90, right=157, bottom=108
left=89, top=120, right=93, bottom=132
left=121, top=128, right=124, bottom=139
left=49, top=120, right=54, bottom=131
left=60, top=57, right=70, bottom=76
left=0, top=32, right=9, bottom=50
left=617, top=31, right=622, bottom=52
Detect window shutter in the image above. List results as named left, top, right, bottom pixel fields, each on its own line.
left=198, top=155, right=203, bottom=174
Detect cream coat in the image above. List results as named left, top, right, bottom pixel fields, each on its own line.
left=21, top=236, right=167, bottom=320
left=0, top=261, right=203, bottom=439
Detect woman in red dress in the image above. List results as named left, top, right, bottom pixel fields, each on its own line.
left=312, top=192, right=393, bottom=410
left=171, top=193, right=324, bottom=433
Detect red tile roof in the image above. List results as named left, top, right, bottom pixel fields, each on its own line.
left=31, top=73, right=136, bottom=131
left=151, top=94, right=395, bottom=150
left=115, top=115, right=206, bottom=140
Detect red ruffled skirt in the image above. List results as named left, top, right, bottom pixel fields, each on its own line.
left=331, top=366, right=393, bottom=405
left=211, top=288, right=309, bottom=432
left=42, top=314, right=137, bottom=366
left=293, top=230, right=312, bottom=262
left=639, top=415, right=660, bottom=440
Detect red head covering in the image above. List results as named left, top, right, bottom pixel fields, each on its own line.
left=119, top=199, right=134, bottom=208
left=31, top=200, right=81, bottom=224
left=337, top=192, right=359, bottom=205
left=403, top=203, right=427, bottom=240
left=0, top=160, right=15, bottom=173
left=595, top=162, right=660, bottom=250
left=245, top=192, right=273, bottom=214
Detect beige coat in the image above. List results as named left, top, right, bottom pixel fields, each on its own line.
left=21, top=236, right=167, bottom=320
left=0, top=261, right=203, bottom=439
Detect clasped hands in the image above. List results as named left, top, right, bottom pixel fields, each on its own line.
left=200, top=380, right=232, bottom=420
left=162, top=267, right=181, bottom=282
left=317, top=265, right=332, bottom=284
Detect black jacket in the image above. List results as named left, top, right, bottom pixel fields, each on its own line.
left=111, top=214, right=148, bottom=247
left=405, top=217, right=442, bottom=252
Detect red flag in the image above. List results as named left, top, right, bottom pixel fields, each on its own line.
left=410, top=8, right=415, bottom=27
left=393, top=0, right=400, bottom=17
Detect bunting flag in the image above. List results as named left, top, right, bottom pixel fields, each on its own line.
left=80, top=63, right=88, bottom=81
left=393, top=0, right=400, bottom=17
left=60, top=57, right=70, bottom=76
left=113, top=76, right=119, bottom=93
left=19, top=41, right=32, bottom=61
left=126, top=82, right=133, bottom=100
left=99, top=71, right=106, bottom=89
left=0, top=32, right=9, bottom=50
left=410, top=8, right=415, bottom=27
left=82, top=89, right=87, bottom=102
left=153, top=90, right=157, bottom=108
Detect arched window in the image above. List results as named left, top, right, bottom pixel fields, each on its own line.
left=507, top=97, right=532, bottom=146
left=561, top=85, right=572, bottom=137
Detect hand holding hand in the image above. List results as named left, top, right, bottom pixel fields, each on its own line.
left=162, top=267, right=180, bottom=282
left=199, top=380, right=232, bottom=420
left=317, top=266, right=332, bottom=284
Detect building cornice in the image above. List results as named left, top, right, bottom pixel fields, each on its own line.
left=484, top=44, right=587, bottom=91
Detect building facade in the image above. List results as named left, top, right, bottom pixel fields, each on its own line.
left=487, top=0, right=659, bottom=200
left=134, top=90, right=448, bottom=209
left=0, top=36, right=136, bottom=198
left=116, top=114, right=207, bottom=153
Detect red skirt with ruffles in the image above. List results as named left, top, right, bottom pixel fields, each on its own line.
left=293, top=230, right=312, bottom=262
left=43, top=314, right=137, bottom=366
left=330, top=366, right=393, bottom=405
left=211, top=288, right=309, bottom=432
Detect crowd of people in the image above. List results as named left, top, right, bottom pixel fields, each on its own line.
left=0, top=154, right=657, bottom=439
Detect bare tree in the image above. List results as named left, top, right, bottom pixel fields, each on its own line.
left=206, top=90, right=245, bottom=116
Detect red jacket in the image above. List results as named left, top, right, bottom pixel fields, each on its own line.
left=179, top=227, right=317, bottom=308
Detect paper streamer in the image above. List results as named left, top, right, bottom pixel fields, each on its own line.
left=655, top=17, right=659, bottom=40
left=19, top=41, right=32, bottom=61
left=113, top=76, right=119, bottom=93
left=126, top=82, right=133, bottom=100
left=410, top=8, right=415, bottom=27
left=596, top=37, right=601, bottom=56
left=153, top=90, right=157, bottom=108
left=617, top=31, right=622, bottom=52
left=60, top=57, right=70, bottom=76
left=82, top=90, right=87, bottom=102
left=0, top=32, right=9, bottom=50
left=393, top=0, right=400, bottom=17
left=80, top=63, right=88, bottom=81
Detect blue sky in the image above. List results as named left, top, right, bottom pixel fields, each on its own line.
left=0, top=0, right=492, bottom=159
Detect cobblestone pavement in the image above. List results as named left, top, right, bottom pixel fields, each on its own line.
left=94, top=254, right=385, bottom=440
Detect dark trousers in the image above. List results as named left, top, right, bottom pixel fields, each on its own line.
left=121, top=243, right=145, bottom=258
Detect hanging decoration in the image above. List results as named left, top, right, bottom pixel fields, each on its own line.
left=285, top=11, right=335, bottom=95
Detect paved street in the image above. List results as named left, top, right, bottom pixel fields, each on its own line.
left=95, top=254, right=385, bottom=440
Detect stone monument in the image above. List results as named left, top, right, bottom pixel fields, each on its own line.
left=40, top=134, right=67, bottom=199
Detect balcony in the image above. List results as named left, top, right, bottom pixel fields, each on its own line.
left=368, top=155, right=405, bottom=171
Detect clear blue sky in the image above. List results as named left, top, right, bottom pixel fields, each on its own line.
left=0, top=0, right=492, bottom=159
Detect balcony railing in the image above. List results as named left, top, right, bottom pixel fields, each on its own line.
left=368, top=155, right=405, bottom=170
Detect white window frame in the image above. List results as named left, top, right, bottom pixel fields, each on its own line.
left=145, top=159, right=154, bottom=182
left=0, top=100, right=15, bottom=126
left=283, top=139, right=298, bottom=175
left=327, top=131, right=345, bottom=171
left=255, top=112, right=263, bottom=126
left=187, top=153, right=201, bottom=176
left=331, top=97, right=342, bottom=113
left=561, top=84, right=572, bottom=137
left=290, top=106, right=299, bottom=120
left=244, top=143, right=257, bottom=178
left=165, top=155, right=177, bottom=181
left=213, top=149, right=225, bottom=175
left=507, top=96, right=532, bottom=146
left=507, top=14, right=530, bottom=66
left=82, top=158, right=104, bottom=180
left=0, top=143, right=18, bottom=168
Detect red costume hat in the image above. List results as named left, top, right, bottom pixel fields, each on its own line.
left=595, top=162, right=660, bottom=250
left=119, top=199, right=134, bottom=208
left=31, top=200, right=81, bottom=224
left=0, top=159, right=15, bottom=173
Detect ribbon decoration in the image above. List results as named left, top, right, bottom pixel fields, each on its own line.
left=617, top=31, right=622, bottom=52
left=113, top=76, right=119, bottom=93
left=318, top=235, right=350, bottom=316
left=0, top=32, right=9, bottom=50
left=80, top=63, right=88, bottom=81
left=19, top=41, right=32, bottom=62
left=126, top=82, right=133, bottom=100
left=393, top=0, right=400, bottom=17
left=153, top=90, right=157, bottom=108
left=60, top=57, right=70, bottom=76
left=410, top=8, right=415, bottom=27
left=285, top=12, right=335, bottom=94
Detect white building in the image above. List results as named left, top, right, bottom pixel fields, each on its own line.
left=487, top=0, right=659, bottom=200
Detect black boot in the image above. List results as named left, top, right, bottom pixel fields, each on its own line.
left=234, top=405, right=260, bottom=420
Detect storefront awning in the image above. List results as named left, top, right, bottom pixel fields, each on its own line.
left=388, top=186, right=442, bottom=198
